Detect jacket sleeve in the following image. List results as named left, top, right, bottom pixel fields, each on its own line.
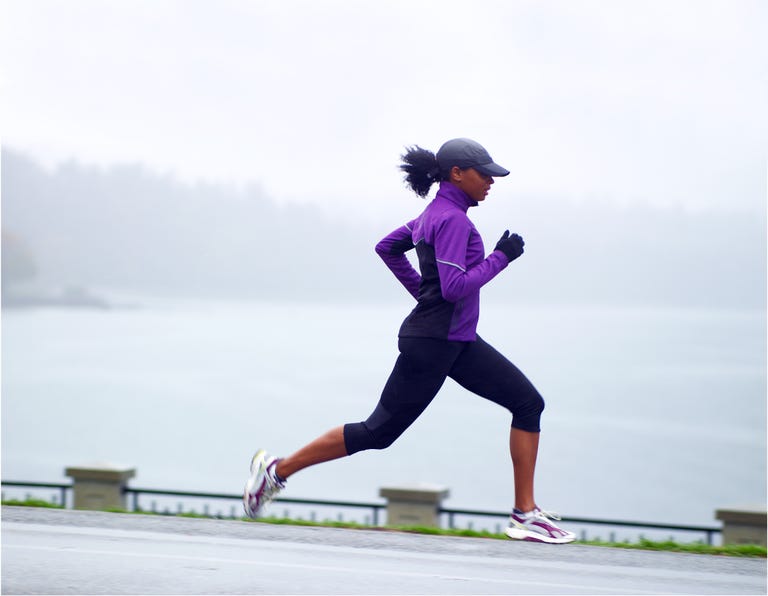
left=375, top=221, right=421, bottom=299
left=433, top=213, right=509, bottom=303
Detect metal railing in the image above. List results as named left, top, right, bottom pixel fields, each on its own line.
left=1, top=481, right=70, bottom=508
left=1, top=480, right=722, bottom=545
left=124, top=487, right=386, bottom=526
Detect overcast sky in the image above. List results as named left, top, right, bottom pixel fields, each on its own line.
left=2, top=0, right=765, bottom=219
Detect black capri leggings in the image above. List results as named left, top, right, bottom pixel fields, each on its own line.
left=343, top=335, right=545, bottom=455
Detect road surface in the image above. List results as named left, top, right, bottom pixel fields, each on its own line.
left=2, top=506, right=765, bottom=594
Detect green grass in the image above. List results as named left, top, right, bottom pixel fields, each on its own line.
left=579, top=537, right=766, bottom=558
left=3, top=499, right=765, bottom=557
left=2, top=498, right=64, bottom=509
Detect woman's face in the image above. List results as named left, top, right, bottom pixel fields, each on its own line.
left=450, top=166, right=495, bottom=202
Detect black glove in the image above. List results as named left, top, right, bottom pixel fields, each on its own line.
left=495, top=230, right=525, bottom=262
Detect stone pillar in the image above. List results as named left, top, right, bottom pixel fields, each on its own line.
left=65, top=463, right=136, bottom=511
left=379, top=483, right=450, bottom=528
left=715, top=506, right=767, bottom=546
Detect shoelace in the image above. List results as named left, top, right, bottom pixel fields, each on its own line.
left=534, top=508, right=563, bottom=521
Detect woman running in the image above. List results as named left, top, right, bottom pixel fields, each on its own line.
left=244, top=138, right=575, bottom=544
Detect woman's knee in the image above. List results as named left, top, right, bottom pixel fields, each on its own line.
left=343, top=421, right=398, bottom=454
left=511, top=393, right=545, bottom=433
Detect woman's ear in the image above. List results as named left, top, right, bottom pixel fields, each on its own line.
left=449, top=165, right=463, bottom=183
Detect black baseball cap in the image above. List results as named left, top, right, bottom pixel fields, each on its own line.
left=436, top=138, right=510, bottom=177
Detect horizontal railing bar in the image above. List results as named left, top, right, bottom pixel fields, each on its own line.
left=274, top=497, right=385, bottom=510
left=1, top=481, right=71, bottom=490
left=124, top=487, right=244, bottom=500
left=559, top=516, right=721, bottom=533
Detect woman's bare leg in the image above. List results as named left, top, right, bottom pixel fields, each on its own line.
left=274, top=425, right=540, bottom=512
left=510, top=427, right=539, bottom=512
left=275, top=425, right=348, bottom=480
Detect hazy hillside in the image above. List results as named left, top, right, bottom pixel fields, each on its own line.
left=1, top=150, right=394, bottom=304
left=2, top=149, right=765, bottom=310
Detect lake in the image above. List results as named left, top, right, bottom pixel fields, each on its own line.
left=2, top=298, right=765, bottom=531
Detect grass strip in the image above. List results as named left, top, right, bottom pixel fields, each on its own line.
left=2, top=498, right=64, bottom=509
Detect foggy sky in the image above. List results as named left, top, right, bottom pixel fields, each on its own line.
left=1, top=0, right=765, bottom=222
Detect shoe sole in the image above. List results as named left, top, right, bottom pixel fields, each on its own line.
left=505, top=527, right=575, bottom=544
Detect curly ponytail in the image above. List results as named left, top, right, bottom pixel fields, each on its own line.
left=399, top=145, right=443, bottom=198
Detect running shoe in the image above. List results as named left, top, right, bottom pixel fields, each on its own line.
left=505, top=507, right=576, bottom=544
left=243, top=449, right=285, bottom=518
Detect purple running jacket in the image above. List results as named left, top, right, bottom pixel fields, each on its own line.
left=375, top=181, right=510, bottom=341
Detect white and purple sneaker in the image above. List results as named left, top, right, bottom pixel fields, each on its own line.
left=505, top=507, right=576, bottom=544
left=243, top=449, right=286, bottom=518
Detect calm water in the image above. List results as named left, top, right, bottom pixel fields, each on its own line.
left=2, top=298, right=765, bottom=528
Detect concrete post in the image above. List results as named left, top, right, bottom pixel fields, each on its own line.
left=379, top=483, right=450, bottom=528
left=65, top=463, right=136, bottom=511
left=715, top=505, right=767, bottom=546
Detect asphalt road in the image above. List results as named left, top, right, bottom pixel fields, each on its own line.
left=2, top=506, right=765, bottom=595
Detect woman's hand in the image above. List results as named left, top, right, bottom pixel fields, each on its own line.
left=495, top=230, right=525, bottom=262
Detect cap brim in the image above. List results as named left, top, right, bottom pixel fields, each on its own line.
left=474, top=162, right=510, bottom=177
